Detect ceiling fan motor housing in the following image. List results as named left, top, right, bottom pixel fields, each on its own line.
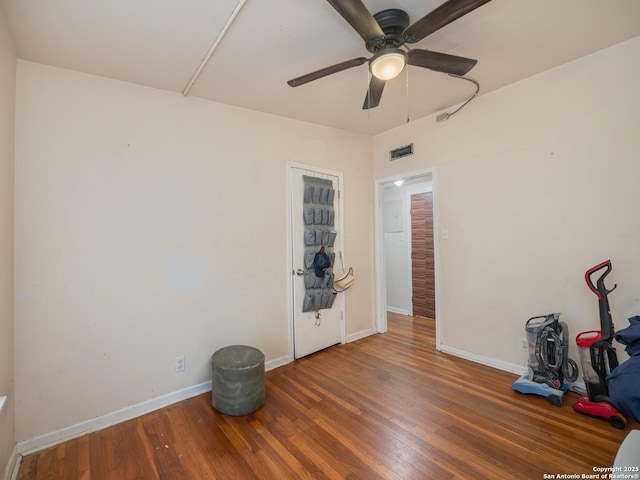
left=366, top=9, right=410, bottom=52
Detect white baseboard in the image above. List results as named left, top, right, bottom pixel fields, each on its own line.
left=4, top=444, right=19, bottom=480
left=570, top=381, right=586, bottom=394
left=440, top=344, right=526, bottom=376
left=346, top=328, right=376, bottom=343
left=16, top=355, right=293, bottom=457
left=11, top=343, right=582, bottom=463
left=17, top=380, right=213, bottom=456
left=386, top=306, right=409, bottom=315
left=441, top=344, right=588, bottom=395
left=265, top=355, right=291, bottom=371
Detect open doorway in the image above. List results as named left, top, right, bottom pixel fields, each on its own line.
left=374, top=169, right=440, bottom=349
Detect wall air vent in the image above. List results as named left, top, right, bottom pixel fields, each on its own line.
left=389, top=143, right=413, bottom=161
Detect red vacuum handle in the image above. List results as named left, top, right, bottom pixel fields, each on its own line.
left=584, top=260, right=611, bottom=300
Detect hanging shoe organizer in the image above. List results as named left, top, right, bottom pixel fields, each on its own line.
left=302, top=175, right=337, bottom=312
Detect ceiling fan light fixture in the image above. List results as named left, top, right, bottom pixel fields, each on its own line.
left=370, top=48, right=406, bottom=81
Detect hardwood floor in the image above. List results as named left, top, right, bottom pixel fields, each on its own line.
left=17, top=313, right=636, bottom=479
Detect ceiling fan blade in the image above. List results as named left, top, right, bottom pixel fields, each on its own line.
left=403, top=0, right=492, bottom=44
left=408, top=49, right=477, bottom=76
left=362, top=76, right=385, bottom=110
left=287, top=57, right=367, bottom=87
left=326, top=0, right=385, bottom=43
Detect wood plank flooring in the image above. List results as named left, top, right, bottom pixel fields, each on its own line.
left=17, top=313, right=636, bottom=479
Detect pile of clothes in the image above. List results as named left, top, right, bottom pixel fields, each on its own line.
left=608, top=315, right=640, bottom=422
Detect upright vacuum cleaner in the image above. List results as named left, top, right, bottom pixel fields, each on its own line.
left=512, top=313, right=578, bottom=406
left=573, top=260, right=626, bottom=429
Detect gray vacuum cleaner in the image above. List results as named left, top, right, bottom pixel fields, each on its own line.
left=512, top=313, right=579, bottom=406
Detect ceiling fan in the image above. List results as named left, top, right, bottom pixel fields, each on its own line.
left=287, top=0, right=492, bottom=109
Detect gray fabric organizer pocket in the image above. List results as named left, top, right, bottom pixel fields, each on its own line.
left=328, top=231, right=337, bottom=247
left=304, top=229, right=315, bottom=246
left=302, top=293, right=315, bottom=312
left=304, top=251, right=315, bottom=269
left=314, top=208, right=324, bottom=225
left=327, top=210, right=335, bottom=227
left=320, top=188, right=330, bottom=204
left=302, top=175, right=337, bottom=312
left=303, top=207, right=314, bottom=225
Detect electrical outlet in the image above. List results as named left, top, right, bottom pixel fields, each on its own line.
left=519, top=338, right=528, bottom=352
left=175, top=355, right=185, bottom=372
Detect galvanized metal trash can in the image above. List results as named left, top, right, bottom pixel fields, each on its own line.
left=211, top=345, right=265, bottom=416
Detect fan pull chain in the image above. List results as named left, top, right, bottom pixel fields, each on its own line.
left=405, top=63, right=410, bottom=123
left=366, top=70, right=371, bottom=120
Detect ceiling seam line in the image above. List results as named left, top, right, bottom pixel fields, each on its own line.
left=181, top=0, right=247, bottom=97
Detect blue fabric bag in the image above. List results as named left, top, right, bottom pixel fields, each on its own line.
left=608, top=316, right=640, bottom=422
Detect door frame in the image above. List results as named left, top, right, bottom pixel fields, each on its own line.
left=374, top=167, right=442, bottom=350
left=286, top=161, right=346, bottom=361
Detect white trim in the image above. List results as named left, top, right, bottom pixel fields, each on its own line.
left=181, top=0, right=246, bottom=96
left=3, top=444, right=18, bottom=480
left=346, top=328, right=376, bottom=343
left=374, top=179, right=388, bottom=333
left=570, top=381, right=586, bottom=395
left=386, top=306, right=409, bottom=316
left=0, top=398, right=17, bottom=480
left=15, top=353, right=291, bottom=457
left=265, top=355, right=290, bottom=372
left=404, top=192, right=413, bottom=317
left=440, top=344, right=525, bottom=375
left=285, top=164, right=296, bottom=365
left=286, top=162, right=346, bottom=358
left=431, top=168, right=442, bottom=351
left=440, top=345, right=587, bottom=395
left=16, top=381, right=212, bottom=455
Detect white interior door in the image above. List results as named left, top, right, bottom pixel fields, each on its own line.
left=289, top=164, right=344, bottom=359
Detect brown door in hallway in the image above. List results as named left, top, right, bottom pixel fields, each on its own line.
left=410, top=192, right=435, bottom=319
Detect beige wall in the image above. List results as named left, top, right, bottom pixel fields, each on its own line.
left=374, top=36, right=640, bottom=371
left=0, top=8, right=16, bottom=477
left=14, top=60, right=374, bottom=442
left=11, top=23, right=639, bottom=456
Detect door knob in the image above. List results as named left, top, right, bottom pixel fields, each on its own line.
left=295, top=269, right=305, bottom=276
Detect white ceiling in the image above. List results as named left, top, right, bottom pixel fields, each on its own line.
left=2, top=0, right=640, bottom=135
